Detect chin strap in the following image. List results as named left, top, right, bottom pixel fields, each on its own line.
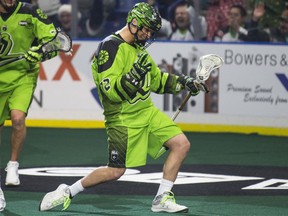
left=128, top=22, right=146, bottom=49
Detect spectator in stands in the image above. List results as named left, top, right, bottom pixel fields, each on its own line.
left=157, top=0, right=207, bottom=41
left=269, top=9, right=288, bottom=43
left=248, top=0, right=286, bottom=30
left=74, top=0, right=131, bottom=39
left=56, top=0, right=137, bottom=39
left=55, top=1, right=105, bottom=38
left=243, top=1, right=270, bottom=42
left=77, top=0, right=94, bottom=15
left=98, top=0, right=137, bottom=38
left=205, top=0, right=244, bottom=41
left=146, top=0, right=174, bottom=20
left=213, top=4, right=269, bottom=42
left=56, top=4, right=81, bottom=36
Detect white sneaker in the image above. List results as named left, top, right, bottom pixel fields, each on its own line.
left=5, top=161, right=20, bottom=186
left=39, top=184, right=71, bottom=211
left=151, top=191, right=188, bottom=213
left=0, top=188, right=6, bottom=212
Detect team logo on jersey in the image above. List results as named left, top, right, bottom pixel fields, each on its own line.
left=18, top=18, right=33, bottom=29
left=36, top=9, right=48, bottom=19
left=98, top=50, right=109, bottom=65
left=19, top=21, right=28, bottom=26
left=111, top=150, right=118, bottom=161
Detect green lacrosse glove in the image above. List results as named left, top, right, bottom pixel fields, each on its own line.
left=24, top=46, right=43, bottom=63
left=178, top=75, right=205, bottom=96
left=126, top=52, right=152, bottom=85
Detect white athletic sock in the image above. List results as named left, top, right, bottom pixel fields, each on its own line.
left=68, top=180, right=85, bottom=197
left=156, top=179, right=174, bottom=197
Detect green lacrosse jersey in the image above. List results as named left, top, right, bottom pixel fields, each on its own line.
left=92, top=34, right=183, bottom=125
left=0, top=2, right=56, bottom=92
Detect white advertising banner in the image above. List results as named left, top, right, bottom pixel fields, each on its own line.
left=219, top=44, right=287, bottom=117
left=29, top=41, right=103, bottom=120
left=27, top=41, right=288, bottom=128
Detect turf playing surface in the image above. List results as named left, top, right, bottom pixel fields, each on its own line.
left=1, top=127, right=288, bottom=215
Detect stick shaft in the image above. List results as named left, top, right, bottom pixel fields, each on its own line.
left=0, top=56, right=24, bottom=67
left=171, top=93, right=191, bottom=121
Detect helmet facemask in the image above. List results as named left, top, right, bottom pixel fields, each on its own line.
left=128, top=19, right=156, bottom=50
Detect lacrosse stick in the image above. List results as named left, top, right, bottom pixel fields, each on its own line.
left=154, top=54, right=224, bottom=159
left=0, top=28, right=72, bottom=67
left=171, top=54, right=224, bottom=121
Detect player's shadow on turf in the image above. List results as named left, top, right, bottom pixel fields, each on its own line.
left=54, top=197, right=198, bottom=216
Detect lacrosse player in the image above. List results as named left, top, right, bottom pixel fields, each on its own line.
left=0, top=0, right=58, bottom=210
left=40, top=2, right=206, bottom=213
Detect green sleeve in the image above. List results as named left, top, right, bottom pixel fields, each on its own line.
left=30, top=6, right=57, bottom=44
left=150, top=58, right=183, bottom=94
left=31, top=6, right=58, bottom=61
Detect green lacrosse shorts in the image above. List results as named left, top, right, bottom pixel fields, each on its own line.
left=0, top=83, right=35, bottom=125
left=106, top=106, right=183, bottom=168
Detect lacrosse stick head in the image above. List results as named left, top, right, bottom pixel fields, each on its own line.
left=41, top=28, right=72, bottom=54
left=196, top=54, right=224, bottom=82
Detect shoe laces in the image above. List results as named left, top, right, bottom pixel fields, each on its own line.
left=5, top=161, right=19, bottom=171
left=62, top=196, right=71, bottom=211
left=160, top=191, right=176, bottom=204
left=50, top=187, right=71, bottom=211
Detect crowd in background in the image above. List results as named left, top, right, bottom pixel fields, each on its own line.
left=22, top=0, right=288, bottom=43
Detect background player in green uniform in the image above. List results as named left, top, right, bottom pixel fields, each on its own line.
left=39, top=2, right=206, bottom=214
left=0, top=0, right=58, bottom=211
